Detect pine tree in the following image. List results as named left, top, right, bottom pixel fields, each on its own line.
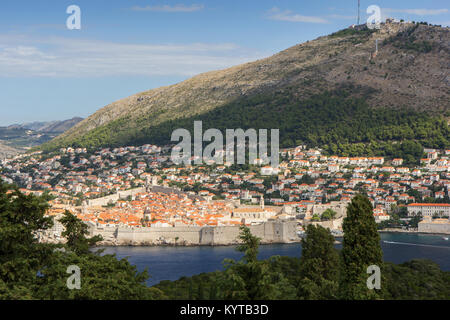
left=0, top=182, right=54, bottom=298
left=340, top=194, right=383, bottom=299
left=59, top=210, right=103, bottom=255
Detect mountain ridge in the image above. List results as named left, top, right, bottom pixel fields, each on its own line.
left=42, top=22, right=449, bottom=154
left=0, top=117, right=83, bottom=155
left=7, top=117, right=83, bottom=133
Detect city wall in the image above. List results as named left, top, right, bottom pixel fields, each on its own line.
left=309, top=217, right=344, bottom=231
left=418, top=221, right=450, bottom=234
left=89, top=221, right=299, bottom=246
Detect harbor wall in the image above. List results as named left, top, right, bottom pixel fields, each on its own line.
left=89, top=221, right=299, bottom=246
left=418, top=221, right=450, bottom=234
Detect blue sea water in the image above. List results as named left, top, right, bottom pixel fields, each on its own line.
left=98, top=233, right=450, bottom=286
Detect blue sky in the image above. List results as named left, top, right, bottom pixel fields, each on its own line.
left=0, top=0, right=448, bottom=125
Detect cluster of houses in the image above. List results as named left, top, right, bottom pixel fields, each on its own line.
left=1, top=144, right=449, bottom=230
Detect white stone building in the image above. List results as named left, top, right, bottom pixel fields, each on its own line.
left=407, top=203, right=450, bottom=217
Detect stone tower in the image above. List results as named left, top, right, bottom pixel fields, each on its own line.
left=82, top=200, right=88, bottom=214
left=143, top=207, right=151, bottom=221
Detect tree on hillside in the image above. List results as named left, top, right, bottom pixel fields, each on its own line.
left=298, top=225, right=340, bottom=299
left=0, top=183, right=54, bottom=299
left=59, top=210, right=102, bottom=255
left=218, top=225, right=296, bottom=300
left=321, top=208, right=337, bottom=221
left=0, top=182, right=165, bottom=300
left=236, top=225, right=260, bottom=264
left=340, top=194, right=383, bottom=300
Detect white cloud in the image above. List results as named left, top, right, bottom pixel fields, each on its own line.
left=0, top=35, right=265, bottom=78
left=3, top=46, right=47, bottom=57
left=328, top=14, right=357, bottom=20
left=268, top=7, right=328, bottom=24
left=383, top=8, right=449, bottom=16
left=131, top=4, right=204, bottom=12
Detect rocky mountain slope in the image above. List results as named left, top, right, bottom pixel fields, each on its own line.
left=0, top=141, right=19, bottom=159
left=43, top=22, right=449, bottom=154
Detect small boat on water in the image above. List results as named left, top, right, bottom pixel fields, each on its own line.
left=443, top=237, right=449, bottom=241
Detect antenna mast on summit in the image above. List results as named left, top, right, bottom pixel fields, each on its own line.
left=357, top=0, right=360, bottom=25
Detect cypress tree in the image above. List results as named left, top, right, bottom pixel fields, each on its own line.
left=298, top=224, right=340, bottom=299
left=340, top=194, right=383, bottom=299
left=218, top=225, right=276, bottom=299
left=197, top=283, right=205, bottom=300
left=209, top=282, right=218, bottom=300
left=188, top=279, right=194, bottom=300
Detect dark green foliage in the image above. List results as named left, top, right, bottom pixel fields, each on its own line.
left=217, top=225, right=269, bottom=300
left=209, top=281, right=218, bottom=300
left=42, top=89, right=449, bottom=161
left=0, top=182, right=165, bottom=300
left=60, top=210, right=103, bottom=255
left=156, top=273, right=220, bottom=300
left=155, top=257, right=449, bottom=301
left=217, top=225, right=296, bottom=300
left=298, top=174, right=315, bottom=185
left=329, top=27, right=377, bottom=39
left=0, top=183, right=54, bottom=297
left=340, top=194, right=383, bottom=299
left=321, top=209, right=337, bottom=221
left=236, top=225, right=260, bottom=263
left=1, top=181, right=449, bottom=300
left=155, top=222, right=448, bottom=301
left=31, top=250, right=165, bottom=300
left=298, top=225, right=340, bottom=299
left=383, top=260, right=450, bottom=300
left=188, top=278, right=194, bottom=300
left=409, top=214, right=422, bottom=228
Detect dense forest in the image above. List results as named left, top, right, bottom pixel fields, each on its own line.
left=155, top=258, right=450, bottom=300
left=1, top=184, right=449, bottom=300
left=43, top=87, right=449, bottom=163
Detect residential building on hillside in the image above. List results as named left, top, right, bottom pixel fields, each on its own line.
left=407, top=203, right=450, bottom=217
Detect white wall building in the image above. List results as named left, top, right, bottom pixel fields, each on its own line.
left=407, top=203, right=450, bottom=217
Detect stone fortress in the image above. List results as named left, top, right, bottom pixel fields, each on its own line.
left=42, top=182, right=351, bottom=246
left=78, top=181, right=300, bottom=246
left=87, top=220, right=298, bottom=246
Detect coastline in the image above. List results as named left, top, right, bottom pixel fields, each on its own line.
left=97, top=232, right=450, bottom=286
left=45, top=230, right=449, bottom=248
left=90, top=231, right=448, bottom=248
left=93, top=238, right=303, bottom=248
left=379, top=229, right=450, bottom=237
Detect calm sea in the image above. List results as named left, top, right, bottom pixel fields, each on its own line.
left=98, top=233, right=450, bottom=286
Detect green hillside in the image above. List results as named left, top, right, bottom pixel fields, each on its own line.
left=40, top=22, right=450, bottom=158
left=44, top=87, right=449, bottom=163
